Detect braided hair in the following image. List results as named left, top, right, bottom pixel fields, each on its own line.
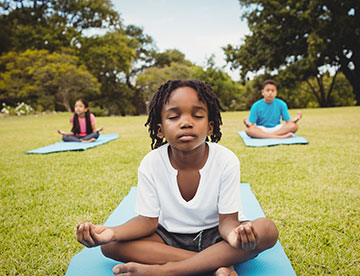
left=145, top=80, right=223, bottom=149
left=71, top=99, right=92, bottom=135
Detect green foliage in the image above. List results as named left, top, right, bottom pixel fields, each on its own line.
left=1, top=102, right=35, bottom=116
left=136, top=62, right=193, bottom=109
left=225, top=0, right=360, bottom=105
left=79, top=30, right=145, bottom=115
left=0, top=0, right=120, bottom=54
left=190, top=58, right=246, bottom=111
left=242, top=71, right=355, bottom=109
left=136, top=56, right=247, bottom=112
left=124, top=24, right=157, bottom=75
left=0, top=49, right=100, bottom=111
left=153, top=49, right=193, bottom=68
left=297, top=72, right=355, bottom=108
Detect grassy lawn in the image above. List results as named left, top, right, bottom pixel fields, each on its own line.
left=1, top=106, right=359, bottom=275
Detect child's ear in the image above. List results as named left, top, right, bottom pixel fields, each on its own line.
left=208, top=121, right=214, bottom=136
left=157, top=124, right=164, bottom=139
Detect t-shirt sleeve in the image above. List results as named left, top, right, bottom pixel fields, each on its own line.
left=90, top=113, right=96, bottom=125
left=70, top=115, right=74, bottom=124
left=135, top=168, right=160, bottom=218
left=280, top=101, right=291, bottom=121
left=248, top=103, right=258, bottom=124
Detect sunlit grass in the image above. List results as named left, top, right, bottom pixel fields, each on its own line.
left=1, top=107, right=359, bottom=275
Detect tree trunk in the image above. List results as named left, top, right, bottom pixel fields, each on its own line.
left=338, top=52, right=360, bottom=105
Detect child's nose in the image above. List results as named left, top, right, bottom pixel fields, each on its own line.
left=180, top=115, right=193, bottom=128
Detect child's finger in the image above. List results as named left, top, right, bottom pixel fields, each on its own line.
left=89, top=223, right=101, bottom=244
left=239, top=226, right=249, bottom=250
left=83, top=223, right=96, bottom=247
left=245, top=226, right=257, bottom=250
left=76, top=223, right=89, bottom=247
left=76, top=221, right=84, bottom=235
left=250, top=224, right=259, bottom=245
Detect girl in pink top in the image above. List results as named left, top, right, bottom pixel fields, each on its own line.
left=58, top=99, right=103, bottom=142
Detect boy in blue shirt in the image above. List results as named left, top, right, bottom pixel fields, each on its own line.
left=244, top=80, right=302, bottom=138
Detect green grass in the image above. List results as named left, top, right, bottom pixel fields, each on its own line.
left=1, top=107, right=359, bottom=275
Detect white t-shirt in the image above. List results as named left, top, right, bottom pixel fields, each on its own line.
left=135, top=142, right=247, bottom=233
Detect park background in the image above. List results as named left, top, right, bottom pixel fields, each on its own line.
left=0, top=0, right=359, bottom=275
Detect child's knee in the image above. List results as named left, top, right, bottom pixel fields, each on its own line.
left=253, top=218, right=279, bottom=251
left=101, top=243, right=115, bottom=259
left=288, top=121, right=299, bottom=132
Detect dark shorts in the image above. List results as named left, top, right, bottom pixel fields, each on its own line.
left=155, top=224, right=223, bottom=252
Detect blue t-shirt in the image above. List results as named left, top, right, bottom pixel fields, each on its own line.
left=248, top=98, right=291, bottom=127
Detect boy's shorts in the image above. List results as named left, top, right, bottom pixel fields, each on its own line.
left=155, top=224, right=223, bottom=252
left=258, top=124, right=283, bottom=133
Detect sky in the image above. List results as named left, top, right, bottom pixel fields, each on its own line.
left=111, top=0, right=249, bottom=80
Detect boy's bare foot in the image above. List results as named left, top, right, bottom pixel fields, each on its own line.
left=81, top=138, right=96, bottom=143
left=96, top=126, right=104, bottom=132
left=281, top=132, right=295, bottom=138
left=112, top=262, right=169, bottom=276
left=214, top=266, right=238, bottom=276
left=243, top=118, right=251, bottom=128
left=271, top=132, right=294, bottom=139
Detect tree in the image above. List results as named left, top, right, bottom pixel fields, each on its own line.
left=79, top=31, right=136, bottom=115
left=36, top=53, right=100, bottom=111
left=133, top=48, right=193, bottom=114
left=0, top=0, right=120, bottom=54
left=0, top=49, right=100, bottom=111
left=153, top=49, right=192, bottom=68
left=122, top=25, right=157, bottom=115
left=224, top=0, right=360, bottom=105
left=190, top=57, right=246, bottom=111
left=297, top=71, right=354, bottom=108
left=136, top=62, right=193, bottom=111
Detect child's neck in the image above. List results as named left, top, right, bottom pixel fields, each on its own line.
left=77, top=112, right=86, bottom=118
left=168, top=143, right=209, bottom=171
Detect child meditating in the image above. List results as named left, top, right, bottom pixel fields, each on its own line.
left=76, top=80, right=279, bottom=276
left=58, top=99, right=103, bottom=142
left=243, top=79, right=302, bottom=139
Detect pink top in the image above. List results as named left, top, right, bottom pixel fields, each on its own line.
left=70, top=114, right=96, bottom=136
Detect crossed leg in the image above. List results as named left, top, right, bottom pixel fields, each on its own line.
left=243, top=111, right=302, bottom=139
left=101, top=218, right=278, bottom=276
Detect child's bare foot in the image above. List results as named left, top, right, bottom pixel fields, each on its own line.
left=243, top=118, right=251, bottom=128
left=112, top=262, right=169, bottom=276
left=81, top=138, right=96, bottom=143
left=272, top=132, right=295, bottom=139
left=281, top=132, right=295, bottom=138
left=214, top=266, right=238, bottom=276
left=96, top=126, right=104, bottom=132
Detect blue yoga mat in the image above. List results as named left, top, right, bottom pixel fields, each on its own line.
left=238, top=131, right=308, bottom=147
left=66, top=183, right=296, bottom=276
left=25, top=133, right=119, bottom=154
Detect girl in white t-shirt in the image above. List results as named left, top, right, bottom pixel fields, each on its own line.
left=77, top=80, right=279, bottom=276
left=57, top=99, right=103, bottom=142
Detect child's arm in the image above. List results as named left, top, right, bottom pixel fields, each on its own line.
left=90, top=114, right=103, bottom=133
left=218, top=213, right=258, bottom=251
left=77, top=215, right=158, bottom=248
left=57, top=129, right=74, bottom=135
left=290, top=111, right=302, bottom=123
left=92, top=125, right=103, bottom=133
